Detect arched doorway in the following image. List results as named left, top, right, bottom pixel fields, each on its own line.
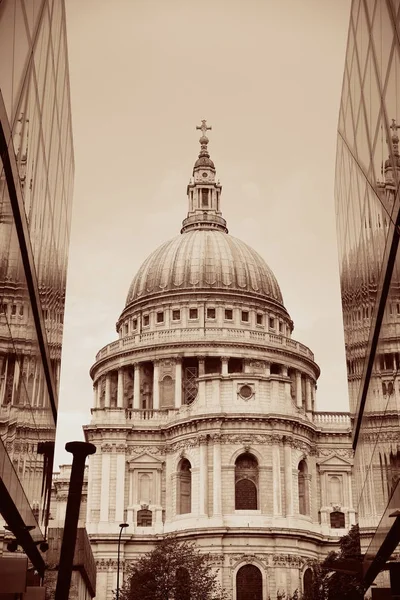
left=236, top=564, right=263, bottom=600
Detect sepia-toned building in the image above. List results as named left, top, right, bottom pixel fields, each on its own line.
left=84, top=123, right=354, bottom=600
left=0, top=0, right=75, bottom=594
left=334, top=0, right=400, bottom=590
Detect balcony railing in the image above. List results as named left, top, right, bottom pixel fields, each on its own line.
left=313, top=412, right=351, bottom=428
left=95, top=328, right=314, bottom=362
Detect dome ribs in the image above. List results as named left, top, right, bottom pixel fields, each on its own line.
left=124, top=231, right=284, bottom=309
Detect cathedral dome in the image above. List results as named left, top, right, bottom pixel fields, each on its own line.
left=125, top=229, right=284, bottom=307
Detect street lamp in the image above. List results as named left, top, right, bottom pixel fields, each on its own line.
left=116, top=522, right=129, bottom=600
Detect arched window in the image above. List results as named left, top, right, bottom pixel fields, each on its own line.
left=303, top=568, right=313, bottom=597
left=177, top=459, right=191, bottom=514
left=235, top=453, right=258, bottom=510
left=329, top=476, right=342, bottom=505
left=137, top=509, right=152, bottom=526
left=160, top=375, right=174, bottom=408
left=298, top=460, right=310, bottom=515
left=330, top=510, right=345, bottom=528
left=236, top=564, right=262, bottom=600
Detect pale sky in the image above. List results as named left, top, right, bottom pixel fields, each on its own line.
left=56, top=0, right=352, bottom=467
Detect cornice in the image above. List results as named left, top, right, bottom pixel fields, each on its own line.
left=83, top=413, right=351, bottom=444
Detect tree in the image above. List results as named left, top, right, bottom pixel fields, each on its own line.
left=117, top=535, right=228, bottom=600
left=301, top=525, right=365, bottom=600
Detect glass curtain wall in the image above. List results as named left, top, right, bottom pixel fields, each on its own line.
left=0, top=0, right=74, bottom=568
left=335, top=0, right=400, bottom=583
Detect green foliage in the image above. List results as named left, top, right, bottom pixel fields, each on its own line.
left=321, top=524, right=364, bottom=600
left=300, top=525, right=365, bottom=600
left=117, top=534, right=228, bottom=600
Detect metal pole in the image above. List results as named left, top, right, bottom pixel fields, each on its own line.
left=54, top=441, right=96, bottom=600
left=116, top=522, right=129, bottom=600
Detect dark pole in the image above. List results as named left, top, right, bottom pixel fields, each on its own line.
left=55, top=441, right=96, bottom=600
left=116, top=522, right=129, bottom=600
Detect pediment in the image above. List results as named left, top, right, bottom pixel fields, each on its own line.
left=128, top=452, right=164, bottom=465
left=317, top=453, right=353, bottom=469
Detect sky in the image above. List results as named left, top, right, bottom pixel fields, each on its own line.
left=56, top=0, right=352, bottom=467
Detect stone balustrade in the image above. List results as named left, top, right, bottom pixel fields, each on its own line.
left=91, top=407, right=177, bottom=425
left=313, top=412, right=351, bottom=428
left=95, top=328, right=314, bottom=362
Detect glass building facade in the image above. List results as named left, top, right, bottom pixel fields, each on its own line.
left=0, top=0, right=74, bottom=578
left=335, top=0, right=400, bottom=586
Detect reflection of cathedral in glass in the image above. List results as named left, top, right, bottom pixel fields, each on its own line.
left=84, top=123, right=354, bottom=600
left=334, top=0, right=400, bottom=586
left=0, top=0, right=74, bottom=579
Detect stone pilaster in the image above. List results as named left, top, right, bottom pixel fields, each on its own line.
left=283, top=439, right=293, bottom=516
left=153, top=361, right=160, bottom=409
left=100, top=447, right=111, bottom=522
left=175, top=359, right=182, bottom=408
left=133, top=363, right=140, bottom=409
left=212, top=435, right=222, bottom=516
left=115, top=446, right=126, bottom=522
left=199, top=435, right=208, bottom=516
left=272, top=443, right=282, bottom=515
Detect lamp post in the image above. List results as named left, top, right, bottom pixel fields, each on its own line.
left=116, top=522, right=129, bottom=600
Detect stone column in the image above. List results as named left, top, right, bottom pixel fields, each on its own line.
left=265, top=361, right=271, bottom=377
left=212, top=435, right=222, bottom=516
left=115, top=447, right=126, bottom=522
left=199, top=435, right=208, bottom=516
left=117, top=368, right=124, bottom=408
left=198, top=357, right=205, bottom=376
left=175, top=359, right=182, bottom=408
left=133, top=363, right=140, bottom=409
left=296, top=371, right=302, bottom=408
left=283, top=439, right=293, bottom=516
left=105, top=374, right=111, bottom=408
left=305, top=378, right=312, bottom=412
left=100, top=448, right=111, bottom=522
left=93, top=385, right=98, bottom=409
left=198, top=357, right=206, bottom=403
left=221, top=356, right=229, bottom=376
left=96, top=380, right=102, bottom=408
left=272, top=443, right=282, bottom=515
left=153, top=361, right=160, bottom=409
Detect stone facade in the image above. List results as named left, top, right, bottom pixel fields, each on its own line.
left=83, top=124, right=353, bottom=600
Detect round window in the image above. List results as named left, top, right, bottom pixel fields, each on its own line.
left=239, top=384, right=253, bottom=399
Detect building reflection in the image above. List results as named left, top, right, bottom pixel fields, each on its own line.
left=335, top=0, right=400, bottom=588
left=0, top=0, right=74, bottom=581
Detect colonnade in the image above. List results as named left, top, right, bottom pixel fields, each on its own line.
left=92, top=358, right=315, bottom=412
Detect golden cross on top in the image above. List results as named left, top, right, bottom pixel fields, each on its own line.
left=390, top=118, right=400, bottom=134
left=196, top=119, right=212, bottom=137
